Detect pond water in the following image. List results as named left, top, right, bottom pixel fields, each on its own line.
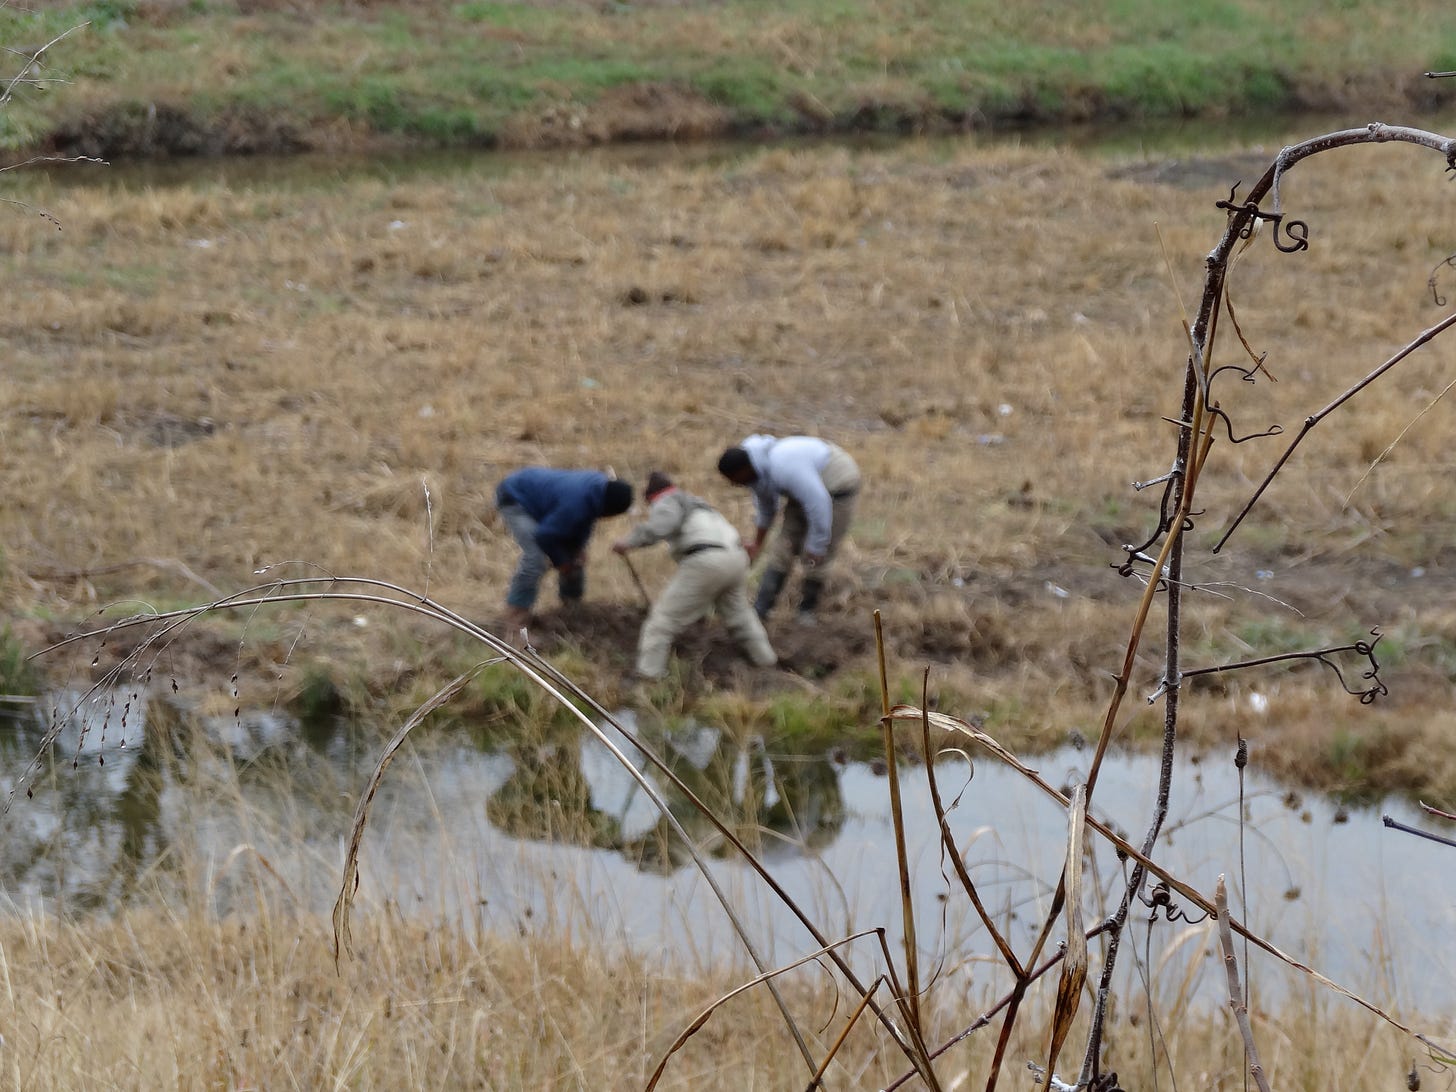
left=2, top=691, right=1453, bottom=1016
left=23, top=108, right=1456, bottom=197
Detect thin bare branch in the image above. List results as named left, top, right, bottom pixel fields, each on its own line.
left=1382, top=814, right=1456, bottom=851
left=889, top=706, right=1456, bottom=1057
left=1214, top=310, right=1456, bottom=552
left=1180, top=630, right=1386, bottom=704
left=0, top=22, right=87, bottom=107
left=1217, top=876, right=1273, bottom=1092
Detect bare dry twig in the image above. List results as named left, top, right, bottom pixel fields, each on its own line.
left=1216, top=875, right=1272, bottom=1092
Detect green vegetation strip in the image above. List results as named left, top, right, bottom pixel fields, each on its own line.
left=4, top=0, right=1456, bottom=154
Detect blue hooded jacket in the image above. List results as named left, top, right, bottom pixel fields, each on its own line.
left=496, top=468, right=613, bottom=566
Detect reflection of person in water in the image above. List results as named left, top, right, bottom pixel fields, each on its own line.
left=761, top=752, right=845, bottom=854
left=112, top=728, right=168, bottom=897
left=620, top=736, right=846, bottom=873
left=477, top=726, right=847, bottom=873
left=485, top=740, right=622, bottom=851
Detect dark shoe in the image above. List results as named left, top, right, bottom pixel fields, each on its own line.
left=558, top=567, right=586, bottom=602
left=754, top=568, right=787, bottom=619
left=797, top=577, right=824, bottom=617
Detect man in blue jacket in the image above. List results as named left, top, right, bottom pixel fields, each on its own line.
left=496, top=467, right=634, bottom=630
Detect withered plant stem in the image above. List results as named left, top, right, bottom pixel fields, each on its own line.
left=873, top=609, right=942, bottom=1090
left=1216, top=876, right=1273, bottom=1092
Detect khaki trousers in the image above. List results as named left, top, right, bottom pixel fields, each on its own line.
left=636, top=547, right=777, bottom=679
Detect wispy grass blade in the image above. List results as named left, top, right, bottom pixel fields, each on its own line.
left=332, top=668, right=479, bottom=965
left=1042, top=785, right=1087, bottom=1084
left=644, top=928, right=884, bottom=1092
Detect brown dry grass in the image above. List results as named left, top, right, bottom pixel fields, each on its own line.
left=6, top=132, right=1456, bottom=797
left=0, top=900, right=1425, bottom=1090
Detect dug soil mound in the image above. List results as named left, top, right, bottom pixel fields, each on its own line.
left=523, top=599, right=876, bottom=695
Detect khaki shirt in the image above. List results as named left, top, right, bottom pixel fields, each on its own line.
left=622, top=490, right=742, bottom=561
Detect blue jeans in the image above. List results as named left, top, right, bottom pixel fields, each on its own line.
left=499, top=503, right=583, bottom=610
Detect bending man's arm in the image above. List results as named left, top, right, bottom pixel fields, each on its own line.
left=775, top=461, right=834, bottom=557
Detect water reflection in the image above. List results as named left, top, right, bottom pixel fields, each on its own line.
left=2, top=694, right=1454, bottom=1013
left=26, top=109, right=1456, bottom=199
left=482, top=717, right=845, bottom=875
left=0, top=696, right=847, bottom=902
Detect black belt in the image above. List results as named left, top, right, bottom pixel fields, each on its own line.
left=681, top=543, right=726, bottom=557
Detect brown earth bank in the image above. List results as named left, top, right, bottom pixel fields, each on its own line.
left=18, top=535, right=1456, bottom=806
left=23, top=72, right=1456, bottom=163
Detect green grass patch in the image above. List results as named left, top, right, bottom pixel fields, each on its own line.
left=10, top=0, right=1456, bottom=153
left=0, top=627, right=40, bottom=697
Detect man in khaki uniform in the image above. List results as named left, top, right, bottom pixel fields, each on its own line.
left=716, top=434, right=861, bottom=620
left=612, top=472, right=777, bottom=680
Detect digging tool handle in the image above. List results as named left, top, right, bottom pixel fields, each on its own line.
left=621, top=553, right=651, bottom=608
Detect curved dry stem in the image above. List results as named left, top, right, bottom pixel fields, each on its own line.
left=643, top=928, right=884, bottom=1092
left=332, top=669, right=479, bottom=964
left=914, top=681, right=1022, bottom=977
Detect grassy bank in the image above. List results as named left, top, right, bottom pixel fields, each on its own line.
left=4, top=0, right=1456, bottom=158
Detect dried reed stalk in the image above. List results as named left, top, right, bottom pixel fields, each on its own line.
left=1042, top=785, right=1088, bottom=1084
left=1216, top=875, right=1273, bottom=1092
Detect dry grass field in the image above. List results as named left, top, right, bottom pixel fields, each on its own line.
left=0, top=898, right=1422, bottom=1090
left=6, top=125, right=1456, bottom=804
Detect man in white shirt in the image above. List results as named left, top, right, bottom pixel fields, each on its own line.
left=717, top=434, right=861, bottom=621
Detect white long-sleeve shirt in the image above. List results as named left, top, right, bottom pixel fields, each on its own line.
left=740, top=434, right=837, bottom=556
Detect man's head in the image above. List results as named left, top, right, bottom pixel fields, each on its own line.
left=717, top=446, right=757, bottom=486
left=603, top=479, right=634, bottom=516
left=645, top=470, right=675, bottom=500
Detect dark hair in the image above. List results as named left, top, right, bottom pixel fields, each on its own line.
left=645, top=470, right=674, bottom=498
left=717, top=446, right=754, bottom=480
left=603, top=479, right=634, bottom=515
